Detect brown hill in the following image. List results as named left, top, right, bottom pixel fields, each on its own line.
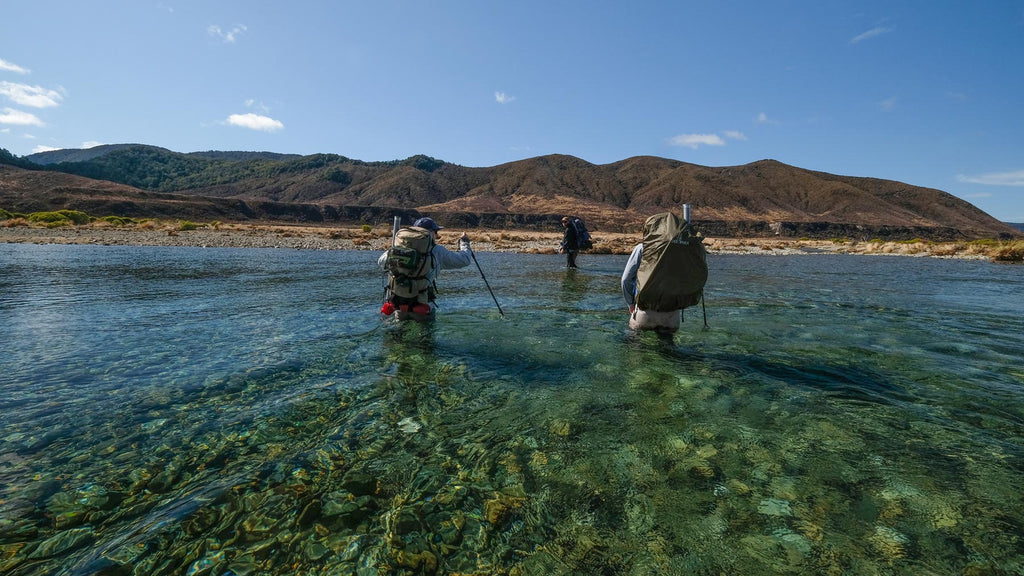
left=3, top=153, right=1020, bottom=241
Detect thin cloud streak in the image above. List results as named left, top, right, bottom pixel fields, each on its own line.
left=668, top=133, right=726, bottom=149
left=495, top=91, right=515, bottom=104
left=958, top=170, right=1024, bottom=187
left=850, top=26, right=893, bottom=44
left=0, top=58, right=30, bottom=74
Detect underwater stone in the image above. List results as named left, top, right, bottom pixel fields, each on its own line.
left=436, top=518, right=464, bottom=547
left=184, top=555, right=216, bottom=576
left=483, top=494, right=524, bottom=525
left=389, top=508, right=422, bottom=535
left=241, top=513, right=275, bottom=539
left=0, top=543, right=28, bottom=572
left=395, top=548, right=438, bottom=572
left=303, top=540, right=330, bottom=561
left=689, top=463, right=716, bottom=480
left=868, top=525, right=909, bottom=560
left=397, top=417, right=422, bottom=433
left=757, top=498, right=793, bottom=517
left=341, top=470, right=378, bottom=495
left=297, top=500, right=321, bottom=528
left=549, top=420, right=571, bottom=437
left=225, top=553, right=258, bottom=576
left=27, top=527, right=94, bottom=559
left=726, top=479, right=752, bottom=496
left=772, top=528, right=812, bottom=555
left=625, top=492, right=655, bottom=533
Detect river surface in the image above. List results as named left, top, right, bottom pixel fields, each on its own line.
left=1, top=243, right=1022, bottom=575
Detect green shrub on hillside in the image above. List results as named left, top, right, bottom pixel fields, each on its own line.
left=26, top=210, right=91, bottom=226
left=324, top=168, right=352, bottom=186
left=100, top=215, right=136, bottom=226
left=969, top=238, right=999, bottom=247
left=58, top=210, right=91, bottom=225
left=178, top=220, right=198, bottom=231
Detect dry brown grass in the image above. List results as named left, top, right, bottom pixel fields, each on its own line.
left=2, top=216, right=1021, bottom=262
left=2, top=217, right=31, bottom=227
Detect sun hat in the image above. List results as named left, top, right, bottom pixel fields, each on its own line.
left=413, top=217, right=443, bottom=232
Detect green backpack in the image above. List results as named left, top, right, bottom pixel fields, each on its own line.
left=635, top=212, right=708, bottom=312
left=386, top=226, right=436, bottom=304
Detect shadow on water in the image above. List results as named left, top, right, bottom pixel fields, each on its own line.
left=558, top=268, right=593, bottom=310
left=623, top=324, right=915, bottom=408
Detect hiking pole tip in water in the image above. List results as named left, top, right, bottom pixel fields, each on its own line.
left=469, top=248, right=504, bottom=318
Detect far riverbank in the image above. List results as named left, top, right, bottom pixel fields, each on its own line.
left=2, top=221, right=1022, bottom=261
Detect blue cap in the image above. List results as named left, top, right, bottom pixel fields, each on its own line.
left=413, top=217, right=443, bottom=232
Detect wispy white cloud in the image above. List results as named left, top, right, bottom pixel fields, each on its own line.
left=32, top=144, right=61, bottom=153
left=668, top=133, right=726, bottom=149
left=755, top=112, right=780, bottom=125
left=495, top=91, right=515, bottom=104
left=947, top=91, right=968, bottom=101
left=957, top=170, right=1024, bottom=187
left=850, top=26, right=893, bottom=44
left=244, top=98, right=272, bottom=114
left=208, top=24, right=248, bottom=43
left=878, top=96, right=897, bottom=111
left=81, top=141, right=104, bottom=149
left=0, top=58, right=30, bottom=74
left=226, top=112, right=283, bottom=132
left=724, top=131, right=747, bottom=141
left=0, top=107, right=44, bottom=126
left=0, top=81, right=64, bottom=108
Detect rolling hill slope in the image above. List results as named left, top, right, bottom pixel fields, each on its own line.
left=3, top=145, right=1019, bottom=240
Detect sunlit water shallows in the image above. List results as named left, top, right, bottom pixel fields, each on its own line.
left=1, top=243, right=1023, bottom=575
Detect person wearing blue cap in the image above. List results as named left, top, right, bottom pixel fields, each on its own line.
left=378, top=217, right=471, bottom=319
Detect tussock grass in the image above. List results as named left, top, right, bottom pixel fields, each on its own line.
left=992, top=240, right=1024, bottom=262
left=1, top=205, right=1022, bottom=262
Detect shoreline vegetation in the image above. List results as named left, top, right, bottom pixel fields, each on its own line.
left=2, top=211, right=1023, bottom=262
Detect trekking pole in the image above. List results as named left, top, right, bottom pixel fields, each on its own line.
left=469, top=247, right=504, bottom=318
left=381, top=216, right=401, bottom=315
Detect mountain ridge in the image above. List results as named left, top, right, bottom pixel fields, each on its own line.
left=3, top=144, right=1019, bottom=240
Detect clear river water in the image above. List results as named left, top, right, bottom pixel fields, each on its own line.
left=1, top=243, right=1022, bottom=575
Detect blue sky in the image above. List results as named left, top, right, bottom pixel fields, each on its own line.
left=3, top=1, right=1023, bottom=222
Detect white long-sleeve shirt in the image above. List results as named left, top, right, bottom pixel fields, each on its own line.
left=620, top=243, right=643, bottom=308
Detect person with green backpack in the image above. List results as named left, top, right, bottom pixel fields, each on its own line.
left=378, top=217, right=471, bottom=320
left=620, top=210, right=708, bottom=333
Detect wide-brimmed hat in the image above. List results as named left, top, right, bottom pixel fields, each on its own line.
left=413, top=217, right=443, bottom=232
